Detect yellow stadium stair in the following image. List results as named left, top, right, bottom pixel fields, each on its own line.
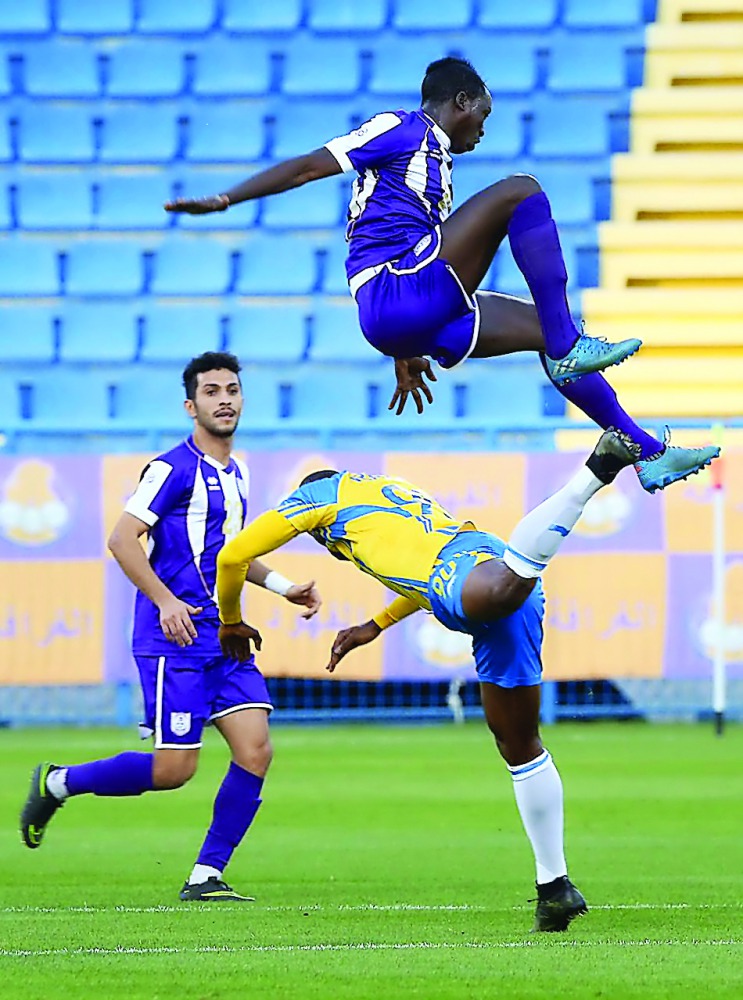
left=578, top=0, right=743, bottom=420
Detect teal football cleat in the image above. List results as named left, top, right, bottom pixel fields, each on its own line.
left=20, top=763, right=64, bottom=849
left=544, top=333, right=642, bottom=386
left=635, top=429, right=721, bottom=493
left=179, top=877, right=255, bottom=902
left=531, top=876, right=588, bottom=932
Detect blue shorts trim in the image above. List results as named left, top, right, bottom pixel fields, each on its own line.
left=354, top=238, right=480, bottom=369
left=428, top=531, right=545, bottom=689
left=135, top=653, right=273, bottom=749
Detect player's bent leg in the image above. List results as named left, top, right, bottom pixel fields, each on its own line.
left=152, top=747, right=199, bottom=790
left=480, top=684, right=587, bottom=932
left=460, top=557, right=536, bottom=623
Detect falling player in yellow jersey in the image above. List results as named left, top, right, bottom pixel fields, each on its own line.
left=215, top=428, right=638, bottom=932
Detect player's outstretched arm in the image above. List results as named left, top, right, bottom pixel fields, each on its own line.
left=389, top=358, right=437, bottom=415
left=165, top=148, right=342, bottom=214
left=327, top=595, right=419, bottom=672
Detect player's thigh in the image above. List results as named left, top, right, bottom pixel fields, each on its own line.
left=470, top=291, right=545, bottom=357
left=152, top=746, right=200, bottom=789
left=480, top=683, right=543, bottom=765
left=215, top=708, right=273, bottom=777
left=440, top=174, right=541, bottom=295
left=460, top=557, right=536, bottom=622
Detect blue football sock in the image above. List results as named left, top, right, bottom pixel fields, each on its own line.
left=195, top=762, right=264, bottom=873
left=65, top=752, right=155, bottom=797
left=508, top=191, right=580, bottom=360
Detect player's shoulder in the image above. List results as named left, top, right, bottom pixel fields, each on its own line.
left=283, top=471, right=344, bottom=510
left=140, top=439, right=197, bottom=483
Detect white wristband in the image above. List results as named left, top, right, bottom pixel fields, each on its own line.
left=264, top=570, right=294, bottom=597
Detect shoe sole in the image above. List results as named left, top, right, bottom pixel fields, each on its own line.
left=640, top=452, right=718, bottom=494
left=551, top=341, right=642, bottom=386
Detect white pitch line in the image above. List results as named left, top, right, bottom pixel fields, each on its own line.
left=1, top=902, right=741, bottom=916
left=0, top=939, right=742, bottom=959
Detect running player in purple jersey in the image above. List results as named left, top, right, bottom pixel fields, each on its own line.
left=166, top=57, right=718, bottom=493
left=20, top=352, right=321, bottom=903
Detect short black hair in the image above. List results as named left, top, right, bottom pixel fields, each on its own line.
left=421, top=56, right=486, bottom=106
left=182, top=351, right=241, bottom=401
left=299, top=469, right=339, bottom=488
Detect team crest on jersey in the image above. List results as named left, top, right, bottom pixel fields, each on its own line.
left=170, top=712, right=192, bottom=737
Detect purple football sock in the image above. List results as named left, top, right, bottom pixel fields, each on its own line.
left=508, top=191, right=580, bottom=360
left=195, top=763, right=264, bottom=872
left=541, top=358, right=662, bottom=459
left=65, top=752, right=155, bottom=797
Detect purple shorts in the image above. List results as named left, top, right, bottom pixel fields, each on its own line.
left=353, top=233, right=480, bottom=369
left=135, top=653, right=273, bottom=749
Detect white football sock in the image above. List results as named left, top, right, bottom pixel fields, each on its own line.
left=46, top=767, right=69, bottom=802
left=508, top=749, right=567, bottom=884
left=189, top=863, right=222, bottom=885
left=504, top=466, right=604, bottom=579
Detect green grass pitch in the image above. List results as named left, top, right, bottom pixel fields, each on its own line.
left=2, top=721, right=742, bottom=999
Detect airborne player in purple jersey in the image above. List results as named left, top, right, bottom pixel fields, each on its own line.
left=167, top=57, right=718, bottom=492
left=20, top=352, right=321, bottom=903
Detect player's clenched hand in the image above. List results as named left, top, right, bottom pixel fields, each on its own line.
left=219, top=621, right=263, bottom=662
left=158, top=596, right=202, bottom=647
left=389, top=357, right=437, bottom=415
left=285, top=580, right=322, bottom=619
left=326, top=620, right=382, bottom=673
left=164, top=194, right=230, bottom=215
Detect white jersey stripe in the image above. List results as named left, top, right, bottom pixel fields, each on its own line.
left=186, top=463, right=210, bottom=595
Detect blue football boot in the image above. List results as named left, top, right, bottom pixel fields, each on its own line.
left=635, top=428, right=721, bottom=493
left=544, top=332, right=642, bottom=386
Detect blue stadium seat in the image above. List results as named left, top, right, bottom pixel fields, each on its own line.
left=170, top=167, right=260, bottom=229
left=308, top=0, right=387, bottom=32
left=0, top=179, right=12, bottom=228
left=547, top=34, right=629, bottom=93
left=492, top=249, right=529, bottom=297
left=0, top=306, right=56, bottom=362
left=192, top=39, right=274, bottom=97
left=150, top=240, right=235, bottom=296
left=310, top=302, right=380, bottom=363
left=0, top=1, right=49, bottom=34
left=530, top=163, right=596, bottom=224
left=261, top=179, right=342, bottom=229
left=140, top=310, right=222, bottom=363
left=222, top=0, right=302, bottom=32
left=136, top=0, right=216, bottom=33
left=285, top=367, right=371, bottom=427
left=563, top=0, right=646, bottom=28
left=368, top=39, right=456, bottom=95
left=227, top=304, right=308, bottom=362
left=112, top=369, right=193, bottom=431
left=282, top=38, right=362, bottom=96
left=457, top=361, right=546, bottom=425
left=64, top=241, right=144, bottom=296
left=0, top=374, right=22, bottom=428
left=186, top=105, right=267, bottom=162
left=21, top=43, right=101, bottom=98
left=459, top=37, right=539, bottom=94
left=0, top=51, right=11, bottom=98
left=231, top=364, right=285, bottom=429
left=18, top=105, right=95, bottom=163
left=26, top=371, right=112, bottom=430
left=94, top=172, right=173, bottom=230
left=320, top=240, right=349, bottom=295
left=0, top=116, right=11, bottom=162
left=59, top=303, right=139, bottom=362
left=0, top=240, right=59, bottom=295
left=453, top=162, right=500, bottom=207
left=392, top=0, right=474, bottom=31
left=99, top=106, right=181, bottom=164
left=271, top=101, right=355, bottom=160
left=56, top=0, right=133, bottom=34
left=478, top=0, right=557, bottom=29
left=16, top=173, right=93, bottom=230
left=367, top=374, right=457, bottom=428
left=530, top=98, right=610, bottom=158
left=236, top=235, right=317, bottom=295
left=469, top=101, right=525, bottom=158
left=105, top=41, right=187, bottom=98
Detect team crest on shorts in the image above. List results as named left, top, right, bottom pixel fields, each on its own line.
left=170, top=712, right=192, bottom=737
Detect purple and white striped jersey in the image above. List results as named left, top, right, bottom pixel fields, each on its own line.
left=324, top=108, right=453, bottom=283
left=124, top=436, right=249, bottom=657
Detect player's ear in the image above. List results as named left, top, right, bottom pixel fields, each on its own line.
left=184, top=398, right=197, bottom=418
left=455, top=90, right=469, bottom=112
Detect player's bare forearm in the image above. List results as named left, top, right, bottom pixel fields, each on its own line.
left=165, top=149, right=341, bottom=213
left=108, top=518, right=174, bottom=608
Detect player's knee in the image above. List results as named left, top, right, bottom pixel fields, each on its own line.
left=491, top=730, right=543, bottom=768
left=233, top=736, right=273, bottom=778
left=152, top=752, right=199, bottom=790
left=502, top=173, right=542, bottom=208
